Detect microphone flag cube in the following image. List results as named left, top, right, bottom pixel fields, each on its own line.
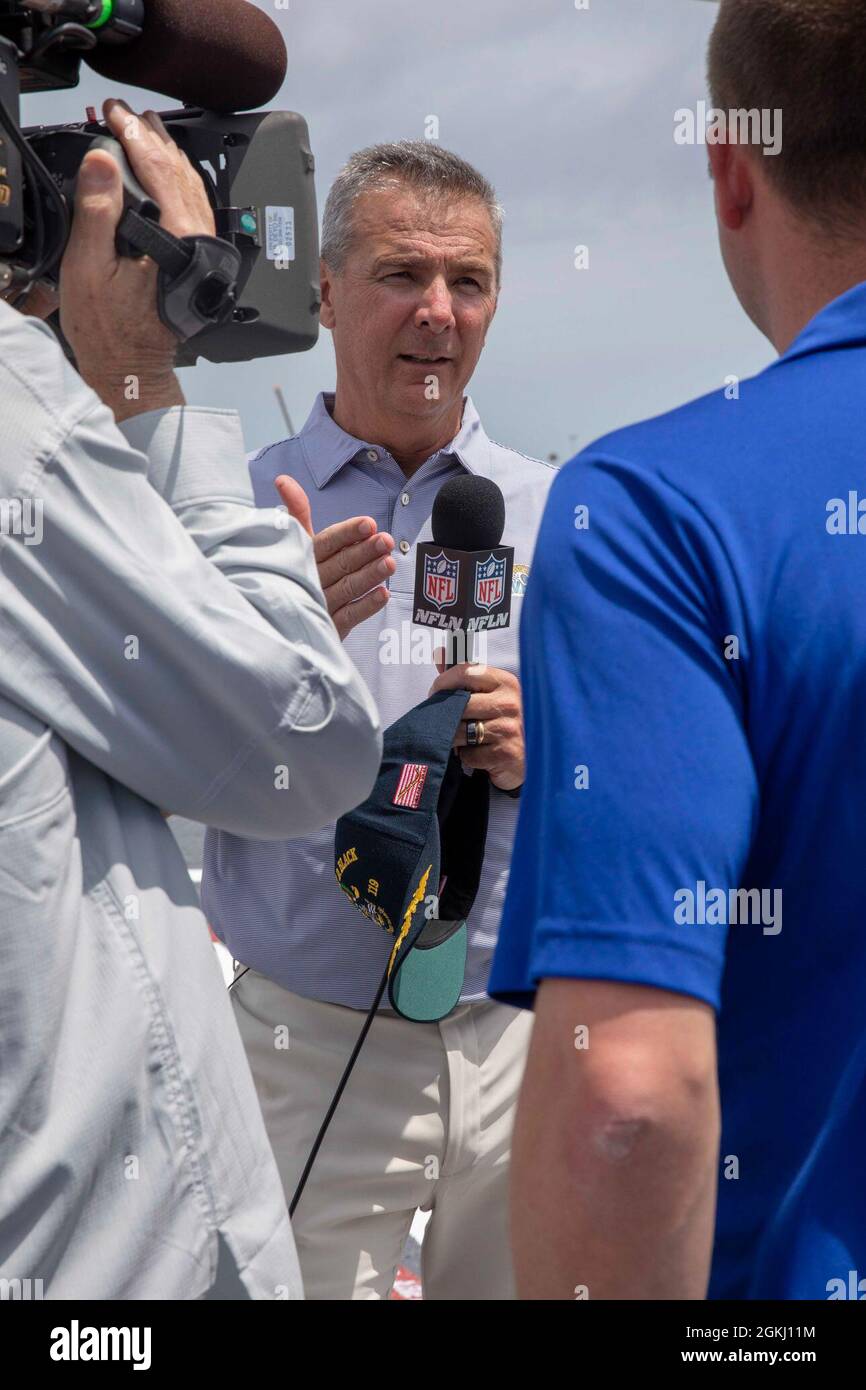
left=412, top=542, right=514, bottom=634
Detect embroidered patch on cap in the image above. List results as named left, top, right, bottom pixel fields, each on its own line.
left=393, top=762, right=429, bottom=809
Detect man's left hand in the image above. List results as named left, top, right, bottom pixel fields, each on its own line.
left=428, top=657, right=525, bottom=792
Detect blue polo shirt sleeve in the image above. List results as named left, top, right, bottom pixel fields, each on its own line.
left=488, top=446, right=759, bottom=1011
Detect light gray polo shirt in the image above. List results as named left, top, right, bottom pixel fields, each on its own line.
left=203, top=392, right=556, bottom=1011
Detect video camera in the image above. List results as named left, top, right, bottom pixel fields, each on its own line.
left=0, top=0, right=320, bottom=365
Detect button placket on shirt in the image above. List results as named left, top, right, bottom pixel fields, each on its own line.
left=393, top=483, right=413, bottom=561
left=353, top=448, right=463, bottom=593
left=387, top=463, right=456, bottom=593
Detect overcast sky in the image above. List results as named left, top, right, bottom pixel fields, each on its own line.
left=22, top=0, right=773, bottom=464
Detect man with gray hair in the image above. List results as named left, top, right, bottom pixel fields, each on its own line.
left=202, top=141, right=555, bottom=1299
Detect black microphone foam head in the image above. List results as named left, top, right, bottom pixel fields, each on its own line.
left=431, top=475, right=505, bottom=552
left=85, top=0, right=288, bottom=112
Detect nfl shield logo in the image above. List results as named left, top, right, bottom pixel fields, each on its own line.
left=474, top=553, right=506, bottom=612
left=423, top=550, right=459, bottom=609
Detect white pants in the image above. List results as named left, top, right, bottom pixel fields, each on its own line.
left=231, top=968, right=533, bottom=1300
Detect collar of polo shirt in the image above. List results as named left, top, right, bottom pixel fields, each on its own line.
left=299, top=392, right=493, bottom=489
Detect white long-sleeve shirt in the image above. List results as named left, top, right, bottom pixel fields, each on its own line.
left=0, top=303, right=381, bottom=1299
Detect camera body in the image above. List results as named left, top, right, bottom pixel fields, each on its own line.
left=0, top=2, right=320, bottom=364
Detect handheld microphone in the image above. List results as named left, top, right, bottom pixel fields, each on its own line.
left=413, top=475, right=514, bottom=665
left=83, top=0, right=288, bottom=112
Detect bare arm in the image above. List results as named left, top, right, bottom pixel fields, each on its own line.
left=511, top=978, right=720, bottom=1300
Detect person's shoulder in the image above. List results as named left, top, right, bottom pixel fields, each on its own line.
left=487, top=433, right=558, bottom=484
left=247, top=431, right=306, bottom=487
left=484, top=438, right=558, bottom=549
left=245, top=429, right=313, bottom=511
left=572, top=370, right=772, bottom=484
left=540, top=379, right=773, bottom=554
left=247, top=432, right=304, bottom=472
left=485, top=436, right=558, bottom=529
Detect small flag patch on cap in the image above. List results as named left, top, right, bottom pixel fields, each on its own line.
left=393, top=762, right=428, bottom=809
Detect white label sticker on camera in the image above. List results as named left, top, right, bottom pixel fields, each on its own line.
left=265, top=206, right=295, bottom=263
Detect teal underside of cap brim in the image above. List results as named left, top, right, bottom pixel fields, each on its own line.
left=389, top=923, right=468, bottom=1022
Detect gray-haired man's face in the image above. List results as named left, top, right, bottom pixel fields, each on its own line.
left=320, top=185, right=498, bottom=431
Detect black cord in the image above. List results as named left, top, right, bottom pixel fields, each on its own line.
left=227, top=954, right=390, bottom=1217
left=227, top=964, right=249, bottom=993
left=288, top=962, right=390, bottom=1218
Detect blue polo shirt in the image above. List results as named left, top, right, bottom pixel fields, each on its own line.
left=489, top=283, right=866, bottom=1301
left=203, top=394, right=555, bottom=1010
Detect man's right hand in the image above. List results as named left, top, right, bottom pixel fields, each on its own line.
left=276, top=475, right=396, bottom=639
left=60, top=98, right=216, bottom=423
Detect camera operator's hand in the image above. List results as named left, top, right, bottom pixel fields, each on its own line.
left=60, top=98, right=216, bottom=424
